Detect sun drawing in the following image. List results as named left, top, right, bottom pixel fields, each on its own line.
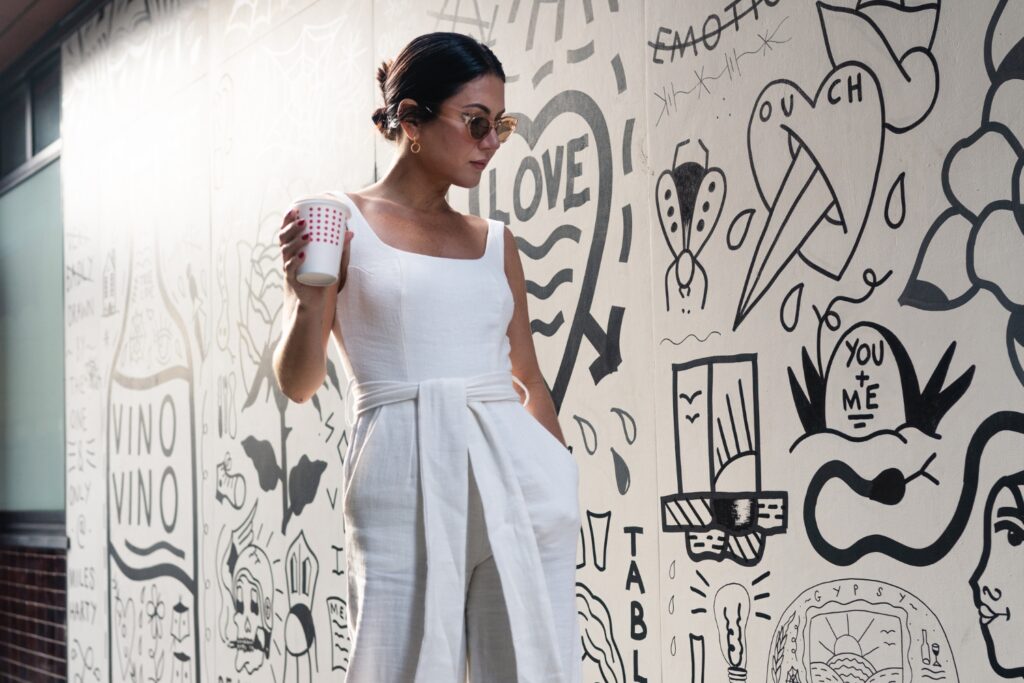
left=809, top=612, right=903, bottom=683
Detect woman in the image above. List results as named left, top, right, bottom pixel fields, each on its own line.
left=273, top=32, right=582, bottom=683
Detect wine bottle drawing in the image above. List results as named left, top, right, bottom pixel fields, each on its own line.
left=106, top=230, right=198, bottom=681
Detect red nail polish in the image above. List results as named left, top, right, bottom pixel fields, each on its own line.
left=300, top=252, right=305, bottom=258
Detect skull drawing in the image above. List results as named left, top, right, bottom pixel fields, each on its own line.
left=230, top=544, right=274, bottom=673
left=220, top=503, right=274, bottom=674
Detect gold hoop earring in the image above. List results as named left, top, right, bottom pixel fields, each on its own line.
left=410, top=139, right=421, bottom=154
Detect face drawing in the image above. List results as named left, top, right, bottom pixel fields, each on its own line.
left=231, top=547, right=274, bottom=673
left=970, top=471, right=1024, bottom=678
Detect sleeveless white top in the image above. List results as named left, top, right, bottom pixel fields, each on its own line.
left=328, top=191, right=514, bottom=384
left=325, top=191, right=582, bottom=683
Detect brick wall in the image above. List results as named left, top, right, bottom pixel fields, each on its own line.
left=0, top=547, right=67, bottom=681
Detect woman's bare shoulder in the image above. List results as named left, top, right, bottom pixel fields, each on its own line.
left=460, top=211, right=491, bottom=232
left=342, top=188, right=371, bottom=206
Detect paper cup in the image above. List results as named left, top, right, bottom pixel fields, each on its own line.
left=290, top=194, right=351, bottom=286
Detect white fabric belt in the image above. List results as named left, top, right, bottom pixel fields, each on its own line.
left=348, top=369, right=530, bottom=424
left=345, top=370, right=566, bottom=683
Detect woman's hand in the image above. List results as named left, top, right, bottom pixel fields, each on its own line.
left=278, top=207, right=354, bottom=302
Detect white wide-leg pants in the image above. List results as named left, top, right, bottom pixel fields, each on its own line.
left=340, top=373, right=581, bottom=683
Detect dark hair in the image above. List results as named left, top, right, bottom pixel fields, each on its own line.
left=371, top=32, right=506, bottom=141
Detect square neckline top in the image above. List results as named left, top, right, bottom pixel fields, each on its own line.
left=341, top=191, right=493, bottom=263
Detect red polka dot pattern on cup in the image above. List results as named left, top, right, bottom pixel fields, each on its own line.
left=300, top=203, right=347, bottom=246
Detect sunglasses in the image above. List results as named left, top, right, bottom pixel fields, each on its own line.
left=423, top=105, right=518, bottom=143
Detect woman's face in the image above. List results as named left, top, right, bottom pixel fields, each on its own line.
left=969, top=473, right=1024, bottom=677
left=416, top=74, right=507, bottom=188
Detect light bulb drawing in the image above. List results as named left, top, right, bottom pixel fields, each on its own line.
left=714, top=583, right=750, bottom=682
left=685, top=569, right=771, bottom=682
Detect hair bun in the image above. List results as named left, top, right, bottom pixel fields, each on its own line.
left=370, top=106, right=388, bottom=133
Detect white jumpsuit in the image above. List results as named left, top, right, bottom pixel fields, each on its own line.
left=328, top=191, right=583, bottom=683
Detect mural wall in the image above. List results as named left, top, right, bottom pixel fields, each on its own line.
left=60, top=0, right=1023, bottom=680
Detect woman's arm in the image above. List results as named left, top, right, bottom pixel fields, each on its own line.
left=502, top=226, right=568, bottom=447
left=273, top=215, right=354, bottom=403
left=272, top=286, right=337, bottom=403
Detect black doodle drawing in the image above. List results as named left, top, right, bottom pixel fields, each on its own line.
left=652, top=17, right=792, bottom=125
left=690, top=633, right=705, bottom=683
left=789, top=269, right=974, bottom=446
left=330, top=545, right=344, bottom=576
left=111, top=581, right=143, bottom=681
left=215, top=454, right=246, bottom=509
left=69, top=638, right=101, bottom=683
left=610, top=406, right=637, bottom=495
left=727, top=209, right=755, bottom=251
left=242, top=435, right=326, bottom=534
left=661, top=355, right=788, bottom=565
left=101, top=249, right=118, bottom=317
left=577, top=526, right=586, bottom=570
left=577, top=581, right=627, bottom=683
left=484, top=0, right=626, bottom=132
left=611, top=446, right=631, bottom=495
left=660, top=331, right=723, bottom=346
left=185, top=262, right=210, bottom=364
left=531, top=60, right=554, bottom=88
left=970, top=466, right=1024, bottom=679
left=683, top=569, right=772, bottom=681
left=780, top=283, right=803, bottom=332
left=818, top=1, right=940, bottom=133
left=789, top=270, right=1006, bottom=566
left=712, top=583, right=755, bottom=681
left=171, top=653, right=191, bottom=683
left=611, top=406, right=637, bottom=445
left=428, top=0, right=499, bottom=46
left=309, top=357, right=345, bottom=422
left=807, top=411, right=1024, bottom=567
left=107, top=231, right=199, bottom=681
left=170, top=597, right=193, bottom=683
left=735, top=0, right=941, bottom=329
left=648, top=0, right=787, bottom=65
left=113, top=581, right=171, bottom=683
left=218, top=503, right=274, bottom=674
left=560, top=407, right=634, bottom=494
left=139, top=585, right=168, bottom=680
left=737, top=62, right=884, bottom=329
left=770, top=612, right=795, bottom=683
left=622, top=524, right=650, bottom=677
left=215, top=243, right=232, bottom=360
left=656, top=138, right=728, bottom=313
left=217, top=373, right=238, bottom=439
left=235, top=241, right=331, bottom=534
left=504, top=0, right=622, bottom=54
left=462, top=7, right=634, bottom=404
left=326, top=596, right=351, bottom=672
left=571, top=414, right=598, bottom=455
left=768, top=578, right=959, bottom=683
left=885, top=172, right=907, bottom=229
left=901, top=0, right=1024, bottom=387
left=585, top=510, right=612, bottom=571
left=468, top=90, right=623, bottom=413
left=284, top=531, right=319, bottom=682
left=143, top=583, right=166, bottom=643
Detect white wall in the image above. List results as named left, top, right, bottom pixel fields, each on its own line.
left=61, top=0, right=1024, bottom=681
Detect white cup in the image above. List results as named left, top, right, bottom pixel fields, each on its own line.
left=290, top=194, right=351, bottom=286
